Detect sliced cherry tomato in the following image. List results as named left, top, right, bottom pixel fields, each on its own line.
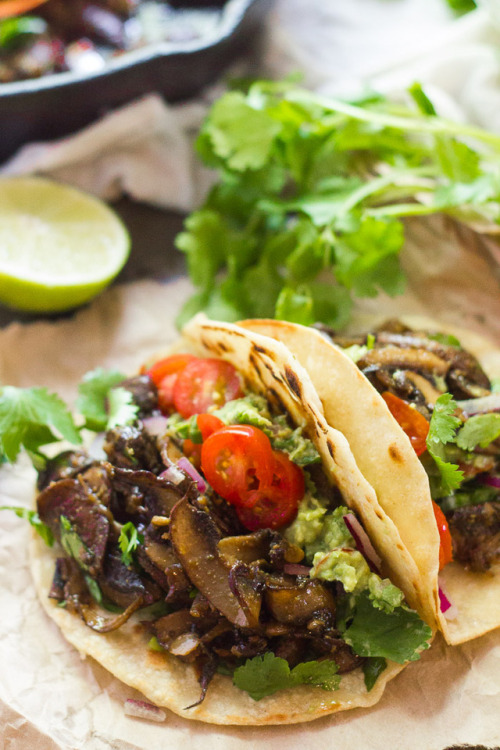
left=143, top=353, right=196, bottom=388
left=432, top=500, right=453, bottom=571
left=236, top=451, right=305, bottom=531
left=197, top=413, right=225, bottom=442
left=174, top=358, right=243, bottom=419
left=201, top=425, right=275, bottom=506
left=381, top=392, right=430, bottom=456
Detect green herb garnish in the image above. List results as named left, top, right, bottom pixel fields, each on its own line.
left=233, top=653, right=340, bottom=701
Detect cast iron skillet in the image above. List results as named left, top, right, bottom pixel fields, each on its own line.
left=0, top=0, right=271, bottom=165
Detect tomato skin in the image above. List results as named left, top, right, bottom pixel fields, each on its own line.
left=236, top=451, right=305, bottom=530
left=197, top=413, right=225, bottom=442
left=144, top=354, right=196, bottom=388
left=174, top=358, right=243, bottom=419
left=143, top=354, right=196, bottom=414
left=432, top=500, right=453, bottom=570
left=381, top=392, right=430, bottom=456
left=201, top=425, right=275, bottom=506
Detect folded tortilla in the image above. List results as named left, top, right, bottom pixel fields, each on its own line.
left=29, top=316, right=431, bottom=724
left=240, top=317, right=500, bottom=645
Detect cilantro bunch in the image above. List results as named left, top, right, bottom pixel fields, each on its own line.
left=176, top=79, right=500, bottom=329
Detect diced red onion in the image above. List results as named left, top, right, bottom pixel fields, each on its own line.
left=168, top=632, right=200, bottom=657
left=283, top=563, right=312, bottom=576
left=142, top=415, right=168, bottom=436
left=457, top=394, right=500, bottom=418
left=438, top=583, right=458, bottom=620
left=343, top=513, right=382, bottom=573
left=479, top=474, right=500, bottom=489
left=159, top=465, right=185, bottom=485
left=177, top=456, right=207, bottom=493
left=124, top=699, right=166, bottom=722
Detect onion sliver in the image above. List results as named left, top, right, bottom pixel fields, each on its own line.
left=177, top=456, right=207, bottom=493
left=343, top=513, right=382, bottom=573
left=457, top=393, right=500, bottom=418
left=479, top=474, right=500, bottom=489
left=124, top=699, right=166, bottom=722
left=159, top=465, right=185, bottom=485
left=142, top=415, right=168, bottom=436
left=438, top=583, right=458, bottom=620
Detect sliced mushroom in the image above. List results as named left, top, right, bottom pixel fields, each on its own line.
left=264, top=579, right=336, bottom=625
left=169, top=498, right=251, bottom=628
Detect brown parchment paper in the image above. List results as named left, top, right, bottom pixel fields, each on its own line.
left=1, top=215, right=500, bottom=749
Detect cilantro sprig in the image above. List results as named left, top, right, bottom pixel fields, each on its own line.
left=426, top=394, right=464, bottom=495
left=175, top=79, right=500, bottom=329
left=233, top=653, right=340, bottom=701
left=0, top=386, right=81, bottom=463
left=118, top=522, right=143, bottom=566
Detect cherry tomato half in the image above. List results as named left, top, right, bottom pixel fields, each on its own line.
left=236, top=451, right=304, bottom=531
left=201, top=425, right=275, bottom=506
left=144, top=353, right=196, bottom=388
left=143, top=354, right=196, bottom=414
left=174, top=358, right=243, bottom=419
left=382, top=392, right=430, bottom=457
left=432, top=500, right=453, bottom=570
left=197, top=413, right=225, bottom=442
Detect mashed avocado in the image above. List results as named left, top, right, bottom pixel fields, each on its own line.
left=167, top=394, right=320, bottom=466
left=286, top=493, right=404, bottom=612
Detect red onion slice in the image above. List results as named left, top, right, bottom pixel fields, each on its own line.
left=283, top=563, right=312, bottom=576
left=159, top=465, right=185, bottom=485
left=142, top=415, right=168, bottom=436
left=457, top=393, right=500, bottom=418
left=343, top=513, right=382, bottom=573
left=479, top=474, right=500, bottom=489
left=438, top=582, right=458, bottom=620
left=124, top=699, right=166, bottom=722
left=177, top=456, right=207, bottom=493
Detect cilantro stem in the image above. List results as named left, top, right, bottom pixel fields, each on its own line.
left=290, top=91, right=500, bottom=151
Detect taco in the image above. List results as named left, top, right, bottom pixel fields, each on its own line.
left=240, top=316, right=500, bottom=645
left=22, top=317, right=433, bottom=726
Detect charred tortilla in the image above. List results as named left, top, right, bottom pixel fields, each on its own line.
left=28, top=316, right=431, bottom=724
left=240, top=317, right=500, bottom=645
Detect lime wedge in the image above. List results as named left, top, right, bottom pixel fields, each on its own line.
left=0, top=177, right=130, bottom=313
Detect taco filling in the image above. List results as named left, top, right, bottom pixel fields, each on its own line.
left=7, top=341, right=432, bottom=712
left=321, top=319, right=500, bottom=575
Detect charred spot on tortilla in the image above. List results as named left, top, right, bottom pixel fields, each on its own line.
left=388, top=444, right=404, bottom=463
left=251, top=343, right=267, bottom=355
left=267, top=387, right=287, bottom=414
left=284, top=366, right=302, bottom=399
left=326, top=439, right=336, bottom=460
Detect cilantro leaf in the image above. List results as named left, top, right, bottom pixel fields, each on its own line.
left=340, top=591, right=432, bottom=663
left=363, top=657, right=387, bottom=692
left=426, top=394, right=464, bottom=494
left=202, top=91, right=282, bottom=171
left=0, top=505, right=54, bottom=546
left=456, top=414, right=500, bottom=450
left=427, top=393, right=461, bottom=447
left=233, top=653, right=340, bottom=701
left=118, top=522, right=143, bottom=566
left=76, top=368, right=126, bottom=431
left=77, top=370, right=137, bottom=431
left=106, top=388, right=139, bottom=430
left=0, top=386, right=81, bottom=463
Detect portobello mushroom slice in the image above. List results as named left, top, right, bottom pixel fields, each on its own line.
left=169, top=498, right=255, bottom=628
